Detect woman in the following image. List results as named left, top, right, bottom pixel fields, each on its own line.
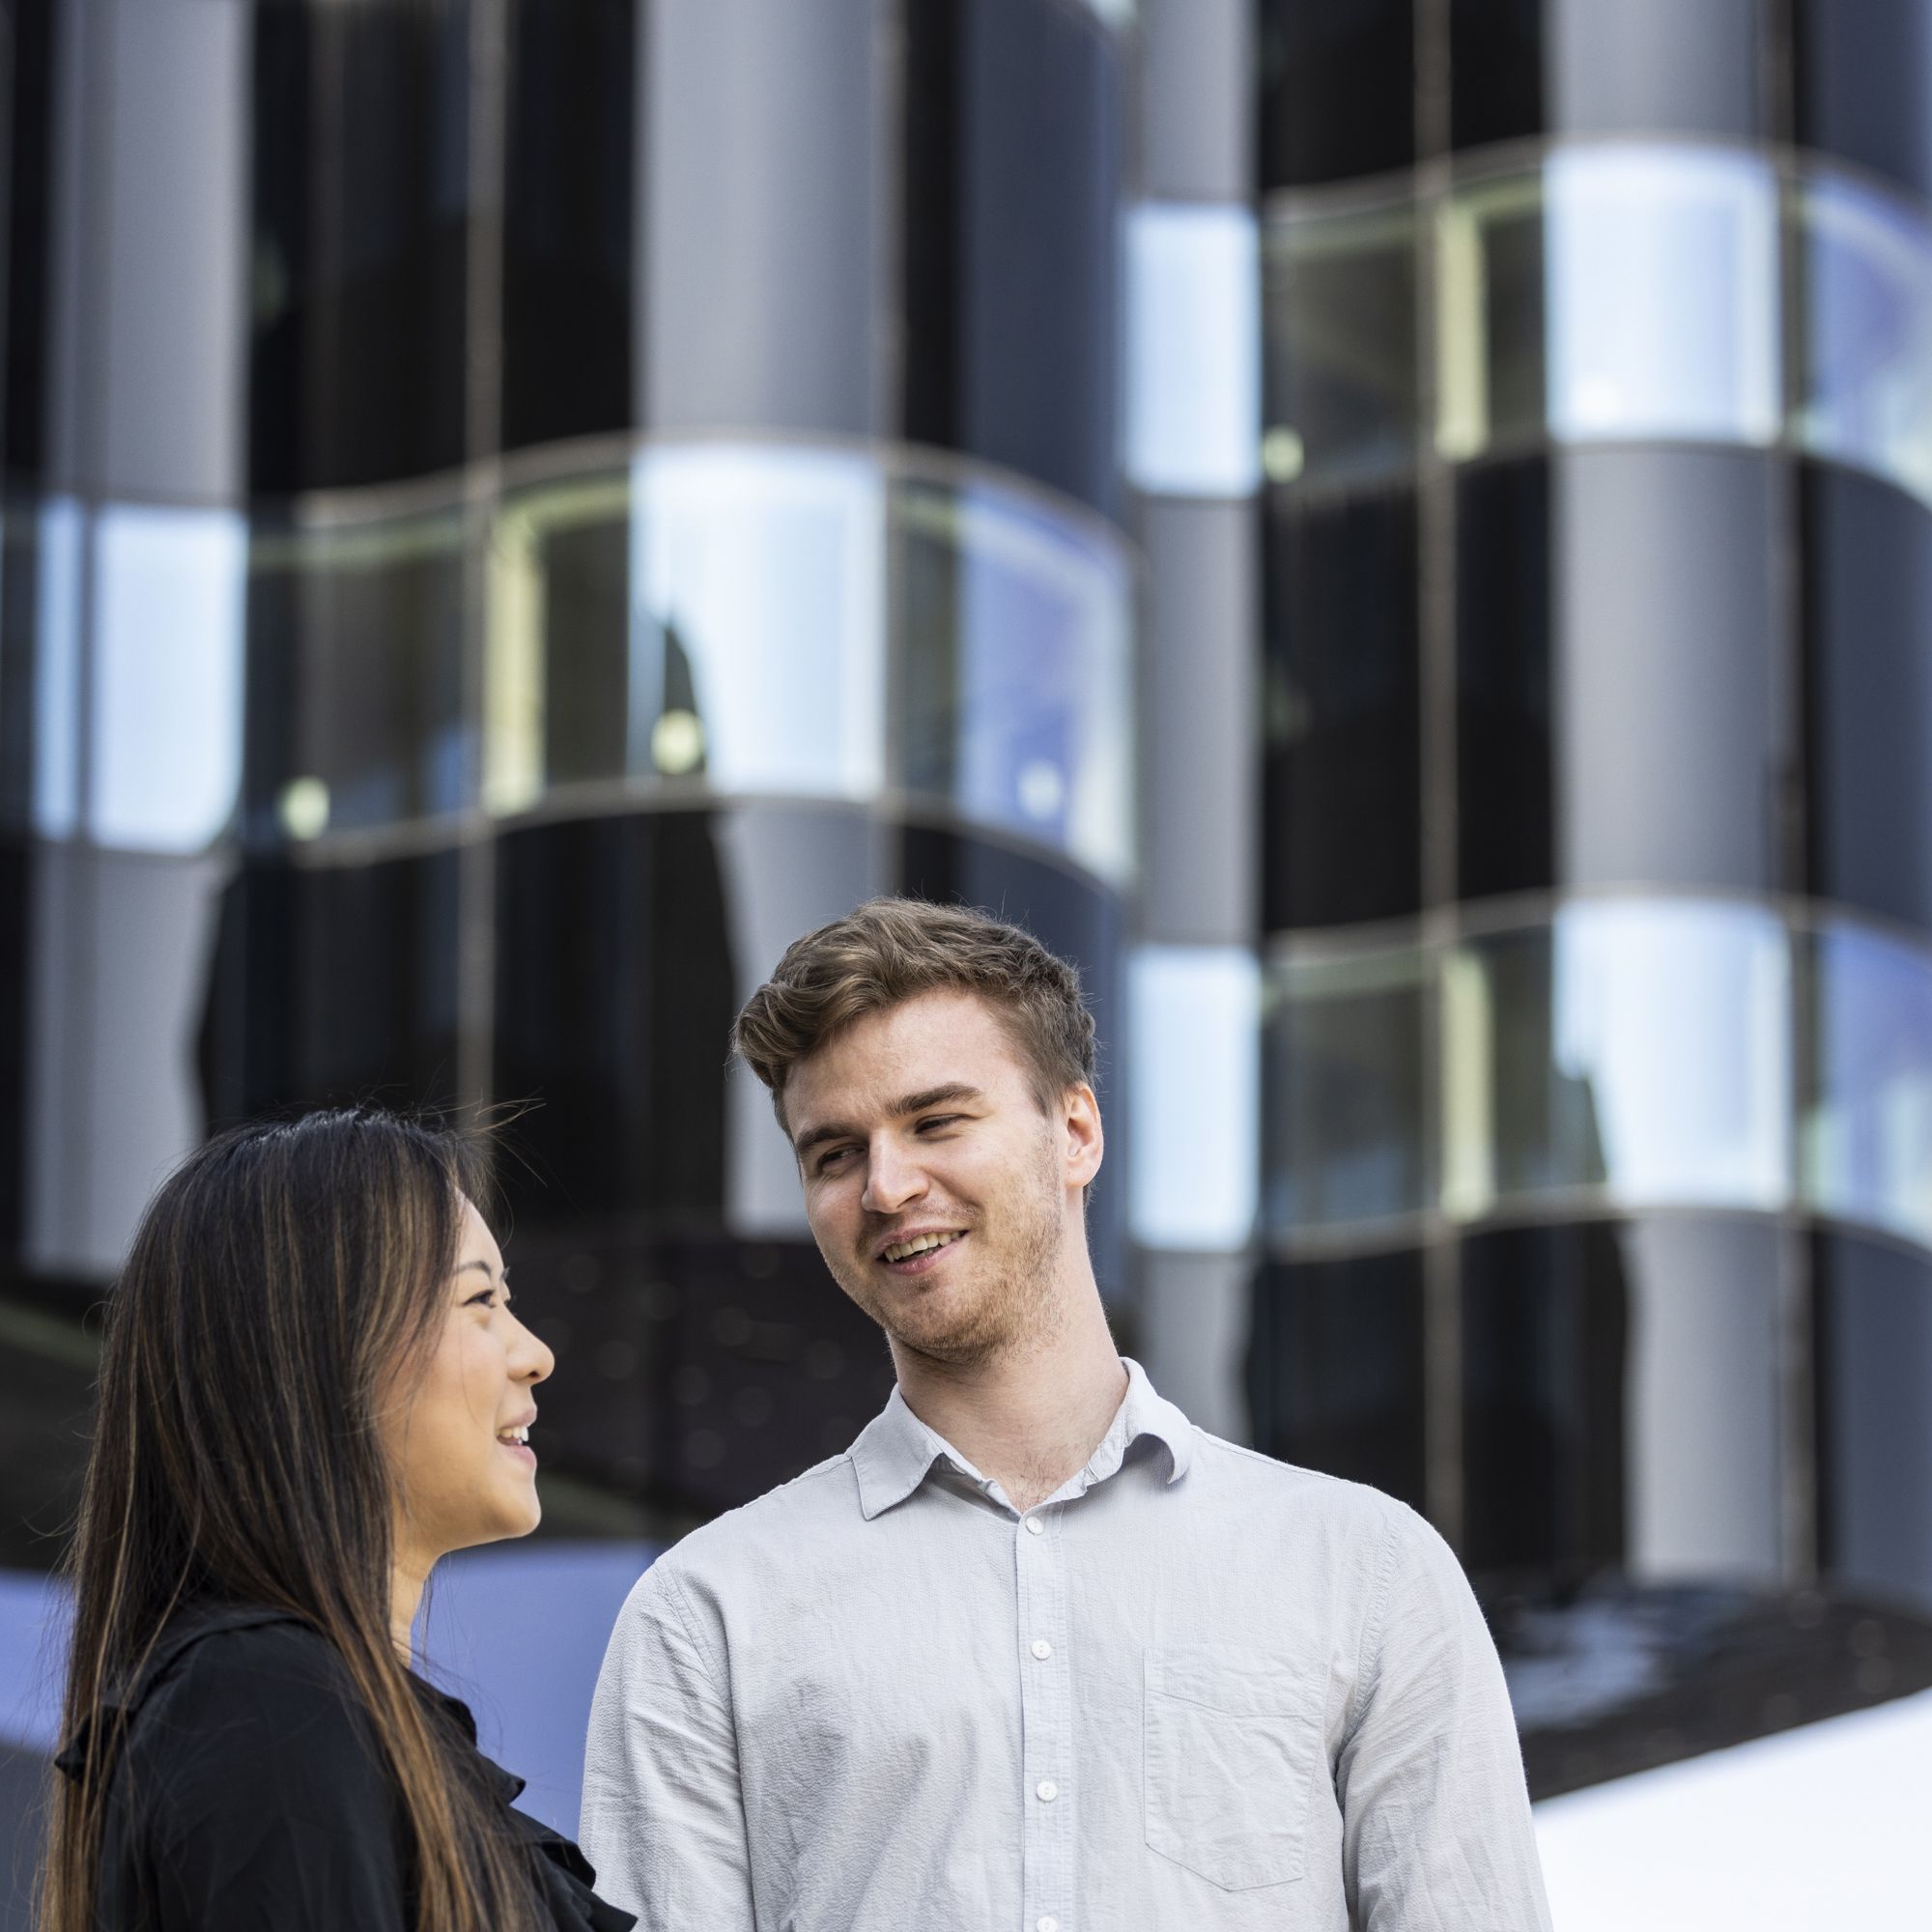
left=40, top=1109, right=635, bottom=1932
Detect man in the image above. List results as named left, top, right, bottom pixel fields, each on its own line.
left=582, top=897, right=1552, bottom=1929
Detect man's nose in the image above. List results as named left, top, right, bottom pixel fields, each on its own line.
left=862, top=1138, right=927, bottom=1215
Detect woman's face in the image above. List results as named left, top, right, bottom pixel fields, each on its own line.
left=384, top=1197, right=554, bottom=1570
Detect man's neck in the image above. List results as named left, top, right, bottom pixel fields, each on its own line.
left=892, top=1284, right=1128, bottom=1512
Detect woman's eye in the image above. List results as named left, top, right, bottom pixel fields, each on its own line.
left=466, top=1288, right=497, bottom=1308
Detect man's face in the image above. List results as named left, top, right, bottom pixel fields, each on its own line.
left=784, top=988, right=1102, bottom=1366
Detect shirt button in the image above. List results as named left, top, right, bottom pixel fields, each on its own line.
left=1024, top=1516, right=1045, bottom=1535
left=1037, top=1919, right=1060, bottom=1932
left=1031, top=1638, right=1053, bottom=1661
left=1036, top=1779, right=1058, bottom=1803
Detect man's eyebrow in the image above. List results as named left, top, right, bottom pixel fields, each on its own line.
left=792, top=1083, right=986, bottom=1157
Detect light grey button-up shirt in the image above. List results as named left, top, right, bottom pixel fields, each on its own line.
left=581, top=1360, right=1552, bottom=1931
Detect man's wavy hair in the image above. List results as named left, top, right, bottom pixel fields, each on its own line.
left=733, top=897, right=1097, bottom=1135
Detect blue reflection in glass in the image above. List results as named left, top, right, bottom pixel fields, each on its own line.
left=1804, top=921, right=1932, bottom=1249
left=899, top=481, right=1132, bottom=886
left=1798, top=169, right=1932, bottom=508
left=91, top=505, right=246, bottom=853
left=1546, top=899, right=1789, bottom=1209
left=1545, top=146, right=1779, bottom=445
left=1129, top=944, right=1260, bottom=1250
left=1127, top=201, right=1262, bottom=497
left=33, top=498, right=84, bottom=839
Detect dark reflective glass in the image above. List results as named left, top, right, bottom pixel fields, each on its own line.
left=505, top=1233, right=893, bottom=1522
left=1263, top=486, right=1420, bottom=929
left=242, top=512, right=469, bottom=843
left=0, top=834, right=23, bottom=1251
left=198, top=849, right=462, bottom=1125
left=494, top=810, right=734, bottom=1229
left=897, top=823, right=1126, bottom=1293
left=1453, top=0, right=1765, bottom=151
left=1796, top=0, right=1932, bottom=208
left=1, top=0, right=54, bottom=484
left=248, top=1, right=471, bottom=492
left=1456, top=458, right=1552, bottom=897
left=1813, top=1231, right=1932, bottom=1613
left=1457, top=449, right=1785, bottom=898
left=501, top=0, right=636, bottom=450
left=901, top=0, right=1121, bottom=517
left=1464, top=1217, right=1784, bottom=1586
left=1462, top=1222, right=1629, bottom=1585
left=1448, top=0, right=1543, bottom=152
left=1801, top=463, right=1932, bottom=930
left=1246, top=1251, right=1425, bottom=1511
left=0, top=1291, right=92, bottom=1569
left=1258, top=0, right=1413, bottom=190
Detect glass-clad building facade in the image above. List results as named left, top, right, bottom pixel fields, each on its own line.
left=7, top=0, right=1932, bottom=1890
left=1254, top=0, right=1932, bottom=1788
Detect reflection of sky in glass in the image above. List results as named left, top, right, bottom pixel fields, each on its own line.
left=1546, top=146, right=1778, bottom=445
left=1798, top=173, right=1932, bottom=507
left=33, top=498, right=84, bottom=838
left=941, top=488, right=1132, bottom=886
left=1550, top=900, right=1789, bottom=1208
left=91, top=505, right=246, bottom=853
left=630, top=445, right=886, bottom=800
left=1804, top=922, right=1932, bottom=1249
left=1130, top=945, right=1259, bottom=1251
left=1127, top=201, right=1261, bottom=497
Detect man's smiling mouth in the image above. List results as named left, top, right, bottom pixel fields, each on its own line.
left=879, top=1230, right=966, bottom=1264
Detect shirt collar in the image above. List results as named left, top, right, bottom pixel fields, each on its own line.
left=850, top=1356, right=1194, bottom=1520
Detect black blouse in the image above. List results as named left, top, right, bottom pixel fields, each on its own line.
left=55, top=1604, right=636, bottom=1932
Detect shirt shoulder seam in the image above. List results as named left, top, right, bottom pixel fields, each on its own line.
left=1345, top=1507, right=1405, bottom=1739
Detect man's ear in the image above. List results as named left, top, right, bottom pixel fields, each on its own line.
left=1061, top=1082, right=1103, bottom=1190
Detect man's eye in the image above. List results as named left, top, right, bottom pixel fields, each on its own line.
left=815, top=1148, right=854, bottom=1173
left=917, top=1115, right=960, bottom=1132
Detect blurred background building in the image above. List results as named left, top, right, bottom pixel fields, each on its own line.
left=4, top=0, right=1932, bottom=1918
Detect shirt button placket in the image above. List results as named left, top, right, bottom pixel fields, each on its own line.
left=1017, top=1510, right=1071, bottom=1932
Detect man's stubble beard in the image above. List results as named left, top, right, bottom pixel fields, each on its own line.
left=829, top=1134, right=1068, bottom=1370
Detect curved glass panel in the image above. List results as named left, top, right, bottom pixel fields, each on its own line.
left=1795, top=170, right=1932, bottom=510
left=1801, top=920, right=1932, bottom=1251
left=1258, top=0, right=1414, bottom=191
left=1264, top=940, right=1431, bottom=1237
left=895, top=479, right=1131, bottom=885
left=1795, top=0, right=1932, bottom=210
left=1262, top=193, right=1417, bottom=486
left=1445, top=147, right=1779, bottom=457
left=1454, top=900, right=1790, bottom=1216
left=243, top=505, right=469, bottom=843
left=485, top=443, right=1133, bottom=887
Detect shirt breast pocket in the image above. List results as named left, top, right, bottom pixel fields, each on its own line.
left=1142, top=1645, right=1323, bottom=1891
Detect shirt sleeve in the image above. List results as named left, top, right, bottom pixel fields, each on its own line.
left=580, top=1561, right=756, bottom=1931
left=138, top=1629, right=412, bottom=1932
left=1336, top=1506, right=1554, bottom=1932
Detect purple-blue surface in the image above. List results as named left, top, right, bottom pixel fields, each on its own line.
left=0, top=1541, right=659, bottom=1839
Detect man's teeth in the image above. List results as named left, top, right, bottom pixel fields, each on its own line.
left=883, top=1232, right=963, bottom=1263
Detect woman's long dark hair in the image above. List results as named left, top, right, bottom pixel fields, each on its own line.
left=40, top=1109, right=535, bottom=1932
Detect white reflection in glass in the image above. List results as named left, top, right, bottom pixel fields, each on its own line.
left=1804, top=923, right=1932, bottom=1249
left=33, top=498, right=84, bottom=838
left=1797, top=171, right=1932, bottom=508
left=1265, top=945, right=1430, bottom=1234
left=91, top=505, right=245, bottom=852
left=1129, top=945, right=1260, bottom=1252
left=1545, top=146, right=1778, bottom=446
left=899, top=485, right=1132, bottom=887
left=1545, top=900, right=1789, bottom=1208
left=630, top=445, right=887, bottom=800
left=1127, top=201, right=1262, bottom=497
